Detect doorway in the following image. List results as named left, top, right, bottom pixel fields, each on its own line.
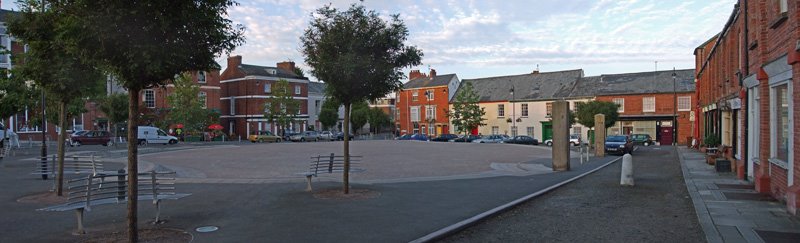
left=659, top=126, right=674, bottom=145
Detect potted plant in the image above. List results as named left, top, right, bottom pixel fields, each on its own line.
left=703, top=134, right=720, bottom=165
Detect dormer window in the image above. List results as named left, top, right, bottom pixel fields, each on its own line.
left=267, top=69, right=277, bottom=75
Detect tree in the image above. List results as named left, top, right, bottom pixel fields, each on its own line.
left=447, top=82, right=486, bottom=139
left=55, top=1, right=244, bottom=240
left=0, top=69, right=34, bottom=142
left=349, top=101, right=369, bottom=134
left=8, top=1, right=106, bottom=196
left=301, top=3, right=422, bottom=194
left=367, top=107, right=390, bottom=134
left=166, top=73, right=208, bottom=133
left=293, top=66, right=306, bottom=79
left=319, top=97, right=340, bottom=130
left=97, top=93, right=129, bottom=145
left=264, top=79, right=300, bottom=136
left=575, top=101, right=620, bottom=129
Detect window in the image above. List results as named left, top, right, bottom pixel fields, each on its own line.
left=264, top=83, right=271, bottom=93
left=771, top=83, right=790, bottom=163
left=410, top=106, right=420, bottom=122
left=412, top=123, right=419, bottom=134
left=197, top=71, right=206, bottom=83
left=144, top=89, right=155, bottom=108
left=315, top=100, right=321, bottom=115
left=643, top=97, right=655, bottom=112
left=779, top=0, right=788, bottom=13
left=428, top=126, right=435, bottom=135
left=198, top=91, right=207, bottom=109
left=294, top=85, right=301, bottom=95
left=491, top=126, right=499, bottom=135
left=511, top=126, right=517, bottom=136
left=678, top=96, right=691, bottom=111
left=412, top=91, right=419, bottom=101
left=613, top=98, right=624, bottom=112
left=426, top=89, right=434, bottom=101
left=498, top=104, right=505, bottom=117
left=527, top=127, right=535, bottom=137
left=546, top=102, right=553, bottom=116
left=521, top=104, right=528, bottom=117
left=425, top=105, right=436, bottom=121
left=572, top=126, right=582, bottom=136
left=230, top=98, right=236, bottom=115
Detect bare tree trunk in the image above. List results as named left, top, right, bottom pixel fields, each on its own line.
left=342, top=103, right=351, bottom=194
left=55, top=101, right=67, bottom=196
left=127, top=88, right=140, bottom=243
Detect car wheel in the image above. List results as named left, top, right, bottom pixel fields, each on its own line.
left=315, top=138, right=319, bottom=142
left=258, top=139, right=264, bottom=143
left=643, top=142, right=649, bottom=146
left=105, top=141, right=114, bottom=146
left=546, top=141, right=552, bottom=146
left=74, top=141, right=82, bottom=146
left=138, top=140, right=147, bottom=146
left=300, top=138, right=305, bottom=142
left=169, top=139, right=177, bottom=145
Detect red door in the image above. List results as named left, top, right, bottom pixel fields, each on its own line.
left=659, top=127, right=673, bottom=145
left=471, top=127, right=479, bottom=135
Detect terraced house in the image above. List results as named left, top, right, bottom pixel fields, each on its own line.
left=695, top=0, right=800, bottom=214
left=396, top=69, right=460, bottom=136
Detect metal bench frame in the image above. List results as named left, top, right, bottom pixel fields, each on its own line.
left=301, top=153, right=364, bottom=191
left=31, top=155, right=104, bottom=189
left=38, top=170, right=190, bottom=234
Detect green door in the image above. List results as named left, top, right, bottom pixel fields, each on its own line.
left=588, top=129, right=595, bottom=145
left=540, top=121, right=553, bottom=141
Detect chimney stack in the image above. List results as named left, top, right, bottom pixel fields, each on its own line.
left=277, top=61, right=296, bottom=73
left=228, top=55, right=242, bottom=69
left=429, top=69, right=437, bottom=78
left=409, top=70, right=426, bottom=80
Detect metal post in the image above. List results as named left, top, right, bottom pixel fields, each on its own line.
left=672, top=68, right=677, bottom=146
left=117, top=169, right=125, bottom=201
left=40, top=88, right=47, bottom=180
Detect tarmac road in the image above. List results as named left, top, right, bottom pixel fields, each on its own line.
left=442, top=146, right=704, bottom=243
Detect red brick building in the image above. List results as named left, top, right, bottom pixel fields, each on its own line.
left=588, top=69, right=696, bottom=146
left=137, top=70, right=222, bottom=127
left=695, top=0, right=799, bottom=214
left=219, top=56, right=310, bottom=137
left=396, top=69, right=460, bottom=136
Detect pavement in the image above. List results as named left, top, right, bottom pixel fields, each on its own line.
left=678, top=147, right=800, bottom=243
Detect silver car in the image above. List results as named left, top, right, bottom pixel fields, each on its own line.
left=290, top=131, right=319, bottom=142
left=318, top=131, right=335, bottom=141
left=472, top=134, right=507, bottom=143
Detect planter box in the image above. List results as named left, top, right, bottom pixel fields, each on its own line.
left=211, top=136, right=226, bottom=141
left=184, top=136, right=202, bottom=142
left=706, top=154, right=717, bottom=165
left=715, top=159, right=731, bottom=172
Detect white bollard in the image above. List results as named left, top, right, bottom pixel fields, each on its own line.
left=620, top=154, right=634, bottom=186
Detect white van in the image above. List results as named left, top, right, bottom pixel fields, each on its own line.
left=137, top=126, right=178, bottom=145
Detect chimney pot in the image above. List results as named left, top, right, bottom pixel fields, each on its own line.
left=409, top=70, right=426, bottom=80
left=228, top=55, right=242, bottom=70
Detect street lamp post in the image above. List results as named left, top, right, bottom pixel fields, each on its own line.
left=510, top=85, right=515, bottom=136
left=672, top=68, right=677, bottom=146
left=40, top=86, right=47, bottom=180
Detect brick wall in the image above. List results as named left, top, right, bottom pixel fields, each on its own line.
left=397, top=86, right=451, bottom=135
left=595, top=92, right=695, bottom=145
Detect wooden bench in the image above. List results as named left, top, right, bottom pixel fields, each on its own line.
left=38, top=170, right=190, bottom=234
left=300, top=153, right=364, bottom=191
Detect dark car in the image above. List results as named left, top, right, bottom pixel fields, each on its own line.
left=450, top=134, right=481, bottom=143
left=630, top=134, right=654, bottom=146
left=335, top=132, right=355, bottom=141
left=398, top=133, right=428, bottom=141
left=605, top=135, right=633, bottom=155
left=70, top=130, right=113, bottom=146
left=430, top=134, right=458, bottom=142
left=503, top=135, right=539, bottom=145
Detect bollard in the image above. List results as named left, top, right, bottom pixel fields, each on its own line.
left=620, top=154, right=634, bottom=186
left=117, top=169, right=126, bottom=201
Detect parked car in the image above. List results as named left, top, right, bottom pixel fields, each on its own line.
left=290, top=131, right=319, bottom=142
left=605, top=135, right=633, bottom=155
left=67, top=130, right=90, bottom=146
left=543, top=134, right=582, bottom=146
left=335, top=132, right=355, bottom=141
left=318, top=131, right=336, bottom=141
left=630, top=134, right=654, bottom=146
left=410, top=133, right=429, bottom=141
left=71, top=130, right=113, bottom=146
left=472, top=134, right=506, bottom=143
left=430, top=134, right=458, bottom=142
left=502, top=135, right=539, bottom=145
left=282, top=131, right=299, bottom=141
left=248, top=131, right=282, bottom=143
left=138, top=126, right=179, bottom=145
left=450, top=134, right=482, bottom=143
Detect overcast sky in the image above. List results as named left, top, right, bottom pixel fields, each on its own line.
left=2, top=0, right=736, bottom=80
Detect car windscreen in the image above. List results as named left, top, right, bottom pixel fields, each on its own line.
left=606, top=136, right=626, bottom=142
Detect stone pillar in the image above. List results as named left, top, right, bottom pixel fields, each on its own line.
left=594, top=114, right=606, bottom=157
left=551, top=101, right=570, bottom=171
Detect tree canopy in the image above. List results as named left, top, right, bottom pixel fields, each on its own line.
left=349, top=101, right=370, bottom=133
left=318, top=97, right=340, bottom=130
left=166, top=73, right=216, bottom=133
left=447, top=82, right=486, bottom=136
left=264, top=79, right=300, bottom=135
left=575, top=101, right=620, bottom=129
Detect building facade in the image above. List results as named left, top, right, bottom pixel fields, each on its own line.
left=396, top=69, right=459, bottom=136
left=219, top=56, right=310, bottom=137
left=590, top=69, right=696, bottom=146
left=695, top=0, right=799, bottom=214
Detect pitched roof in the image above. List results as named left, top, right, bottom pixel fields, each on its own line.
left=238, top=64, right=307, bottom=80
left=573, top=69, right=695, bottom=97
left=308, top=81, right=326, bottom=94
left=403, top=74, right=456, bottom=89
left=457, top=70, right=584, bottom=102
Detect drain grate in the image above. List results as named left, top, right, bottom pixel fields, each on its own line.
left=715, top=183, right=755, bottom=190
left=722, top=192, right=776, bottom=201
left=755, top=230, right=800, bottom=243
